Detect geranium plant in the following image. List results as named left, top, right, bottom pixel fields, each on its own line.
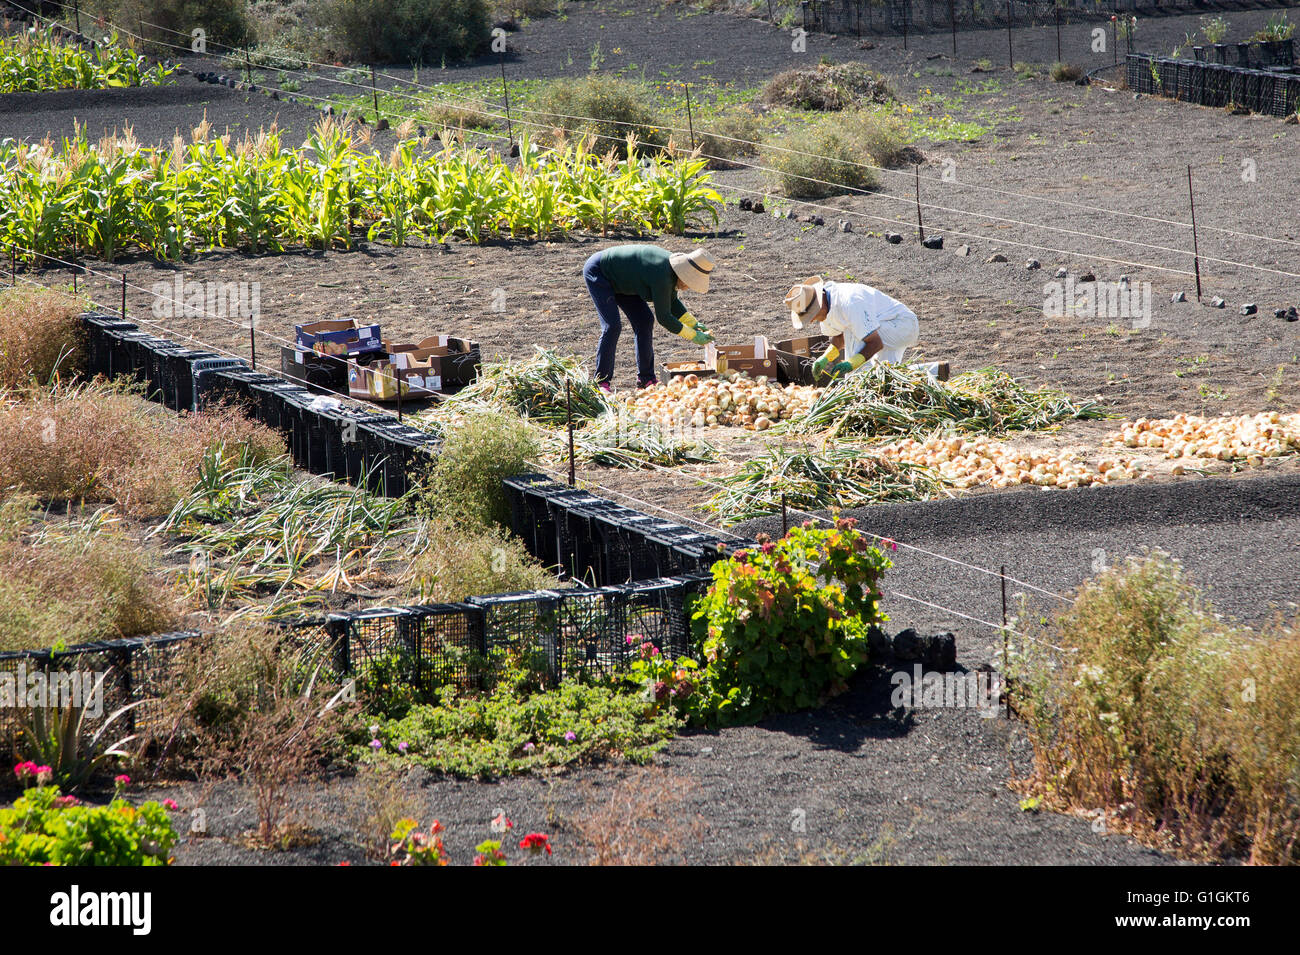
left=687, top=517, right=891, bottom=726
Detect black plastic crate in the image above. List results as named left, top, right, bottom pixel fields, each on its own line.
left=467, top=591, right=562, bottom=683
left=397, top=602, right=486, bottom=692
left=555, top=587, right=624, bottom=679
left=80, top=314, right=137, bottom=379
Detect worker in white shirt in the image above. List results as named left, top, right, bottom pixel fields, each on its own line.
left=783, top=276, right=928, bottom=381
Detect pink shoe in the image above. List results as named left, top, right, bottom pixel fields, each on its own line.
left=637, top=377, right=659, bottom=389
left=596, top=380, right=613, bottom=394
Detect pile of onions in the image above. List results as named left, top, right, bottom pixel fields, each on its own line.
left=1112, top=412, right=1300, bottom=468
left=623, top=372, right=820, bottom=431
left=876, top=434, right=1151, bottom=490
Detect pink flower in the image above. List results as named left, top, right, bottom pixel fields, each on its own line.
left=35, top=766, right=52, bottom=784
left=12, top=761, right=37, bottom=781
left=563, top=731, right=577, bottom=742
left=53, top=795, right=79, bottom=808
left=369, top=739, right=382, bottom=751
left=523, top=742, right=535, bottom=752
left=881, top=537, right=897, bottom=552
left=397, top=741, right=409, bottom=753
left=114, top=774, right=130, bottom=787
left=162, top=799, right=179, bottom=811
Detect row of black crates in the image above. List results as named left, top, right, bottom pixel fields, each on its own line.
left=0, top=632, right=200, bottom=756
left=798, top=0, right=1259, bottom=35
left=0, top=568, right=717, bottom=756
left=503, top=473, right=754, bottom=588
left=80, top=313, right=439, bottom=496
left=1127, top=53, right=1300, bottom=117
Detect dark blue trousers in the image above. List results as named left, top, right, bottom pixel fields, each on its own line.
left=584, top=251, right=657, bottom=385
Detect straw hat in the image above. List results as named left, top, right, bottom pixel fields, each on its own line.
left=784, top=276, right=825, bottom=329
left=669, top=248, right=716, bottom=294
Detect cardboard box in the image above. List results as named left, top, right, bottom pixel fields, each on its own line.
left=662, top=361, right=717, bottom=380
left=346, top=359, right=440, bottom=402
left=769, top=334, right=844, bottom=384
left=295, top=320, right=384, bottom=358
left=383, top=335, right=481, bottom=386
left=703, top=336, right=779, bottom=379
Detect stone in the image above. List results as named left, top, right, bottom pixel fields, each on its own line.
left=1287, top=307, right=1299, bottom=322
left=885, top=231, right=903, bottom=244
left=1286, top=113, right=1299, bottom=125
left=925, top=632, right=958, bottom=671
left=752, top=200, right=765, bottom=214
left=867, top=625, right=892, bottom=659
left=1054, top=267, right=1068, bottom=279
left=738, top=197, right=753, bottom=211
left=811, top=215, right=825, bottom=226
left=891, top=628, right=925, bottom=662
left=1210, top=296, right=1226, bottom=308
left=1026, top=259, right=1041, bottom=270
left=796, top=214, right=815, bottom=224
left=786, top=209, right=799, bottom=220
left=1172, top=291, right=1187, bottom=303
left=417, top=126, right=427, bottom=138
left=839, top=220, right=853, bottom=233
left=1240, top=303, right=1257, bottom=316
left=955, top=244, right=971, bottom=257
left=921, top=235, right=944, bottom=249
left=1079, top=271, right=1096, bottom=282
left=376, top=118, right=390, bottom=131
left=1274, top=308, right=1288, bottom=318
left=986, top=252, right=1007, bottom=263
left=271, top=91, right=279, bottom=100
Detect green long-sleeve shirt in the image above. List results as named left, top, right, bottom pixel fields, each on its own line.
left=596, top=245, right=688, bottom=334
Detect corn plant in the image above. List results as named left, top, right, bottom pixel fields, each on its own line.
left=0, top=28, right=174, bottom=93
left=0, top=120, right=720, bottom=261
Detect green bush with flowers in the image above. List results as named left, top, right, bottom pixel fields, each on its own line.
left=0, top=763, right=178, bottom=866
left=674, top=517, right=892, bottom=727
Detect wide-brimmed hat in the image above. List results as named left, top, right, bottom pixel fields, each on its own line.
left=784, top=276, right=825, bottom=329
left=669, top=248, right=716, bottom=294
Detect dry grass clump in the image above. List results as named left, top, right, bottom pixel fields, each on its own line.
left=762, top=109, right=909, bottom=198
left=408, top=519, right=556, bottom=602
left=1013, top=552, right=1300, bottom=864
left=762, top=62, right=895, bottom=111
left=0, top=495, right=180, bottom=652
left=0, top=382, right=285, bottom=517
left=0, top=287, right=85, bottom=389
left=1050, top=62, right=1083, bottom=83
left=566, top=769, right=702, bottom=865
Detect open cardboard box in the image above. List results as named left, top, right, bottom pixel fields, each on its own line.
left=769, top=333, right=844, bottom=385
left=294, top=319, right=383, bottom=358
left=703, top=335, right=779, bottom=379
left=346, top=358, right=438, bottom=402
left=384, top=335, right=481, bottom=387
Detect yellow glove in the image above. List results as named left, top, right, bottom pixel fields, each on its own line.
left=680, top=312, right=698, bottom=328
left=677, top=326, right=712, bottom=345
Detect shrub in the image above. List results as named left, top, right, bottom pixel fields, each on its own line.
left=0, top=287, right=84, bottom=389
left=1050, top=62, right=1083, bottom=83
left=369, top=656, right=682, bottom=779
left=324, top=0, right=490, bottom=65
left=408, top=519, right=556, bottom=603
left=425, top=101, right=498, bottom=132
left=684, top=518, right=891, bottom=726
left=416, top=407, right=539, bottom=528
left=0, top=498, right=179, bottom=653
left=0, top=768, right=178, bottom=866
left=762, top=109, right=909, bottom=198
left=0, top=383, right=285, bottom=517
left=175, top=624, right=349, bottom=846
left=1012, top=553, right=1300, bottom=864
left=761, top=62, right=894, bottom=111
left=532, top=74, right=669, bottom=154
left=693, top=109, right=763, bottom=165
left=91, top=0, right=256, bottom=49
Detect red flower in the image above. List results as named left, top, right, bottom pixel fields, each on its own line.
left=760, top=541, right=776, bottom=555
left=519, top=833, right=552, bottom=856
left=880, top=537, right=898, bottom=552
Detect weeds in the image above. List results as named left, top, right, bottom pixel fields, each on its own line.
left=0, top=286, right=85, bottom=389
left=1011, top=553, right=1300, bottom=864
left=762, top=110, right=909, bottom=197
left=415, top=406, right=540, bottom=528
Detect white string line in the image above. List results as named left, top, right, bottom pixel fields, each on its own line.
left=889, top=591, right=1075, bottom=651
left=29, top=3, right=1300, bottom=273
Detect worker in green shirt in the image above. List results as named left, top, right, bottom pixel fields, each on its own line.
left=583, top=244, right=716, bottom=391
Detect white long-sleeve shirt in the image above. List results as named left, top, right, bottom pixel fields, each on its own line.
left=820, top=282, right=918, bottom=363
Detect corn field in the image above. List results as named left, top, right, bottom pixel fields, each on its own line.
left=0, top=28, right=173, bottom=93
left=0, top=121, right=722, bottom=263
